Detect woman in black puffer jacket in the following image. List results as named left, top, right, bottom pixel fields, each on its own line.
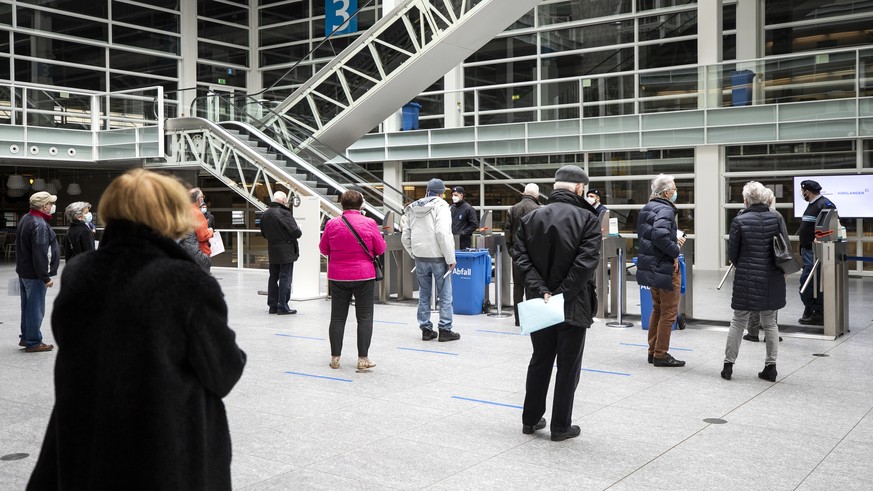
left=722, top=181, right=788, bottom=382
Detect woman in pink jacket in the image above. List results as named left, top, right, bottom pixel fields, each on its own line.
left=319, top=190, right=387, bottom=370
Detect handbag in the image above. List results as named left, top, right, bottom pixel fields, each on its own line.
left=341, top=216, right=384, bottom=281
left=773, top=232, right=800, bottom=275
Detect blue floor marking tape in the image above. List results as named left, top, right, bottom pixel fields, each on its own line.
left=452, top=396, right=523, bottom=410
left=477, top=329, right=526, bottom=336
left=275, top=333, right=325, bottom=341
left=374, top=320, right=407, bottom=325
left=581, top=368, right=631, bottom=376
left=620, top=342, right=692, bottom=352
left=285, top=371, right=353, bottom=383
left=397, top=347, right=459, bottom=356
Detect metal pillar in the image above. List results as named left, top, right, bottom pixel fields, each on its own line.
left=595, top=236, right=627, bottom=319
left=818, top=241, right=849, bottom=338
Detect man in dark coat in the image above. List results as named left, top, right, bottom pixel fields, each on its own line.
left=722, top=181, right=787, bottom=382
left=450, top=186, right=478, bottom=249
left=636, top=174, right=686, bottom=367
left=260, top=190, right=302, bottom=315
left=796, top=179, right=836, bottom=325
left=16, top=191, right=60, bottom=352
left=513, top=165, right=601, bottom=442
left=504, top=183, right=541, bottom=326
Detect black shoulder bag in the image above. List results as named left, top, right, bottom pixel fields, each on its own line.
left=773, top=214, right=800, bottom=275
left=341, top=216, right=384, bottom=281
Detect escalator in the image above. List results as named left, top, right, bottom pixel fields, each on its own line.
left=164, top=0, right=543, bottom=220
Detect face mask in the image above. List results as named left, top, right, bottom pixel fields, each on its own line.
left=585, top=196, right=596, bottom=205
left=84, top=212, right=92, bottom=223
left=452, top=196, right=460, bottom=203
left=201, top=206, right=207, bottom=213
left=670, top=191, right=678, bottom=203
left=49, top=204, right=56, bottom=214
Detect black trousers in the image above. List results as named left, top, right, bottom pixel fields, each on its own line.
left=511, top=262, right=526, bottom=325
left=328, top=280, right=375, bottom=357
left=522, top=322, right=587, bottom=432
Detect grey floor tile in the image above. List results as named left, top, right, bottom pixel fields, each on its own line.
left=426, top=457, right=613, bottom=490
left=2, top=265, right=873, bottom=489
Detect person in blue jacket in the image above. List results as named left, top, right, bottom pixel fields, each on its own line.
left=636, top=174, right=687, bottom=367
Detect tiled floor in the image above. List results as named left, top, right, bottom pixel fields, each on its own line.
left=2, top=263, right=872, bottom=490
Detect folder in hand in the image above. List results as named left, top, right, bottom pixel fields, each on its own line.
left=517, top=294, right=565, bottom=334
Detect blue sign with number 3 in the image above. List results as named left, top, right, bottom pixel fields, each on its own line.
left=325, top=0, right=358, bottom=36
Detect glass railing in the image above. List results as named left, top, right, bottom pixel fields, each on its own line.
left=401, top=46, right=873, bottom=128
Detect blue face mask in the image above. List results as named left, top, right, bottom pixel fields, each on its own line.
left=84, top=212, right=92, bottom=223
left=670, top=190, right=678, bottom=203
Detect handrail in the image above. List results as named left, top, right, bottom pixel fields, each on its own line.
left=186, top=91, right=416, bottom=210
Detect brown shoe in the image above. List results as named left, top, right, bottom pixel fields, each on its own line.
left=24, top=343, right=54, bottom=353
left=18, top=338, right=25, bottom=347
left=357, top=357, right=376, bottom=370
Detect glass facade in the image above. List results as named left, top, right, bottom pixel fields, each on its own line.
left=0, top=0, right=871, bottom=271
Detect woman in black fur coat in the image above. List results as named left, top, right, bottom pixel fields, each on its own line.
left=28, top=169, right=247, bottom=490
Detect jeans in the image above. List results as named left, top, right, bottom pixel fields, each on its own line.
left=19, top=278, right=47, bottom=347
left=522, top=322, right=587, bottom=432
left=726, top=310, right=779, bottom=365
left=799, top=248, right=823, bottom=313
left=648, top=268, right=682, bottom=359
left=415, top=259, right=453, bottom=331
left=268, top=262, right=294, bottom=312
left=328, top=280, right=375, bottom=357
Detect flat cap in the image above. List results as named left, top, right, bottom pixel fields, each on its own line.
left=555, top=165, right=589, bottom=184
left=800, top=180, right=822, bottom=193
left=30, top=191, right=58, bottom=208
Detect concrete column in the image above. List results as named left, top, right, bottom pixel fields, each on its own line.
left=444, top=66, right=464, bottom=128
left=381, top=0, right=403, bottom=132
left=179, top=0, right=198, bottom=116
left=248, top=3, right=261, bottom=94
left=694, top=145, right=723, bottom=271
left=697, top=1, right=723, bottom=110
left=382, top=160, right=404, bottom=211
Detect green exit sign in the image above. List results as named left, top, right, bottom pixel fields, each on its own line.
left=217, top=78, right=226, bottom=85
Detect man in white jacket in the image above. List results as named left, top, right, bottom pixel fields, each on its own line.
left=401, top=178, right=459, bottom=342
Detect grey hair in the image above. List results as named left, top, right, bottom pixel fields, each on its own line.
left=65, top=201, right=91, bottom=222
left=189, top=187, right=203, bottom=203
left=761, top=187, right=775, bottom=207
left=553, top=181, right=579, bottom=192
left=523, top=183, right=539, bottom=197
left=272, top=191, right=287, bottom=202
left=649, top=174, right=675, bottom=199
left=742, top=181, right=768, bottom=206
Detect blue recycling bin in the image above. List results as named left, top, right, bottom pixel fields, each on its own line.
left=451, top=250, right=492, bottom=315
left=635, top=255, right=685, bottom=330
left=401, top=102, right=421, bottom=130
left=731, top=70, right=755, bottom=106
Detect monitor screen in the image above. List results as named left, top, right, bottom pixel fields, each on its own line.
left=792, top=175, right=873, bottom=218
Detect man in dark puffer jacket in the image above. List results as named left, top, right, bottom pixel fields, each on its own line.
left=514, top=165, right=601, bottom=442
left=636, top=174, right=686, bottom=367
left=721, top=181, right=787, bottom=382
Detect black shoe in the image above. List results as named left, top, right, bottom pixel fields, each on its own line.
left=758, top=364, right=777, bottom=382
left=268, top=308, right=277, bottom=314
left=742, top=334, right=759, bottom=342
left=647, top=354, right=654, bottom=364
left=798, top=313, right=823, bottom=326
left=438, top=329, right=460, bottom=342
left=522, top=418, right=546, bottom=435
left=721, top=362, right=733, bottom=380
left=550, top=425, right=581, bottom=442
left=653, top=353, right=685, bottom=367
left=277, top=309, right=297, bottom=315
left=779, top=337, right=783, bottom=342
left=421, top=329, right=438, bottom=341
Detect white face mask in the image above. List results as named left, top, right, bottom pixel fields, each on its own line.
left=452, top=196, right=461, bottom=203
left=200, top=206, right=207, bottom=213
left=585, top=196, right=596, bottom=205
left=49, top=204, right=56, bottom=214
